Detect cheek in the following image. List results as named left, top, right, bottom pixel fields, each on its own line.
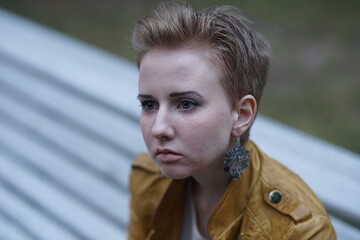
left=182, top=113, right=232, bottom=151
left=140, top=115, right=152, bottom=142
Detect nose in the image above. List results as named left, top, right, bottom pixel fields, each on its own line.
left=151, top=108, right=175, bottom=140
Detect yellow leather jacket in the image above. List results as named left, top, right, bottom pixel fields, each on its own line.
left=128, top=141, right=336, bottom=239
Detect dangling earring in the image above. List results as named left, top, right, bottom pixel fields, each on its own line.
left=224, top=139, right=250, bottom=180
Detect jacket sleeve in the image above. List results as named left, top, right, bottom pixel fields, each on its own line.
left=127, top=166, right=152, bottom=240
left=286, top=216, right=336, bottom=240
left=127, top=153, right=171, bottom=240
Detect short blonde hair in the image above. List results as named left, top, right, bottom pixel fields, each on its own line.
left=132, top=2, right=271, bottom=143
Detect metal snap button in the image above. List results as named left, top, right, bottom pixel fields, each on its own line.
left=269, top=190, right=282, bottom=204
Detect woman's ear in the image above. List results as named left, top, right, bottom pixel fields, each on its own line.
left=231, top=95, right=257, bottom=137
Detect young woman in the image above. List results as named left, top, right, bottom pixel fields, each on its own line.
left=128, top=2, right=336, bottom=239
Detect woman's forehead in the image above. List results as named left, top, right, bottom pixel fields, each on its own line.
left=137, top=47, right=236, bottom=106
left=139, top=48, right=221, bottom=84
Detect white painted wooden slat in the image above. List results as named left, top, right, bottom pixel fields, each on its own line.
left=0, top=9, right=139, bottom=119
left=0, top=119, right=129, bottom=226
left=0, top=59, right=146, bottom=155
left=0, top=213, right=33, bottom=240
left=331, top=217, right=360, bottom=240
left=0, top=169, right=79, bottom=240
left=0, top=153, right=125, bottom=240
left=0, top=93, right=131, bottom=185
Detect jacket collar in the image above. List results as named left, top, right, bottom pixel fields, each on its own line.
left=208, top=141, right=262, bottom=238
left=149, top=179, right=187, bottom=239
left=149, top=141, right=261, bottom=239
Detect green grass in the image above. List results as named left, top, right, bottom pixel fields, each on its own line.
left=1, top=0, right=359, bottom=154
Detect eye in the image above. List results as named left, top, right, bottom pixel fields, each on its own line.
left=178, top=99, right=198, bottom=110
left=140, top=101, right=159, bottom=112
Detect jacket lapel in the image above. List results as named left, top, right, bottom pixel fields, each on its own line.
left=208, top=141, right=262, bottom=239
left=149, top=179, right=187, bottom=240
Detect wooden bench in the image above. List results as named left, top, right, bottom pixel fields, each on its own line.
left=0, top=8, right=359, bottom=240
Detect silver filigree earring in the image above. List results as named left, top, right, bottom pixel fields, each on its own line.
left=224, top=139, right=250, bottom=180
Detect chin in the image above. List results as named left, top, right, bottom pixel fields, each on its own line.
left=161, top=168, right=192, bottom=179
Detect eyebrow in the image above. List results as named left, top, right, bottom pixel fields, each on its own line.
left=169, top=91, right=203, bottom=99
left=137, top=91, right=203, bottom=100
left=137, top=94, right=153, bottom=99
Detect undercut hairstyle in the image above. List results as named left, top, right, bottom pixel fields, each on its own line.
left=132, top=2, right=271, bottom=143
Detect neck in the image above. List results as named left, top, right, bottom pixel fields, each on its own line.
left=191, top=170, right=231, bottom=201
left=191, top=157, right=232, bottom=200
left=190, top=159, right=232, bottom=238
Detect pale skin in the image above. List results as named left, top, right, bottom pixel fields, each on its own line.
left=138, top=46, right=257, bottom=238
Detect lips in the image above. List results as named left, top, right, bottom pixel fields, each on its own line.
left=155, top=148, right=182, bottom=163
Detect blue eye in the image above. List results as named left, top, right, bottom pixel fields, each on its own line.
left=140, top=101, right=159, bottom=112
left=179, top=100, right=198, bottom=110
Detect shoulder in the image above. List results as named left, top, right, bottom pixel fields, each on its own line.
left=244, top=142, right=336, bottom=239
left=260, top=154, right=327, bottom=223
left=132, top=152, right=159, bottom=172
left=129, top=153, right=171, bottom=198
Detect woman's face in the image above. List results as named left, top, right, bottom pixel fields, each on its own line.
left=138, top=47, right=236, bottom=179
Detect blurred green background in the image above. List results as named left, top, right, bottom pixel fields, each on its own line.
left=1, top=0, right=359, bottom=154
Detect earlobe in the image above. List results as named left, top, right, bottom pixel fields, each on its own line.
left=231, top=95, right=257, bottom=137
